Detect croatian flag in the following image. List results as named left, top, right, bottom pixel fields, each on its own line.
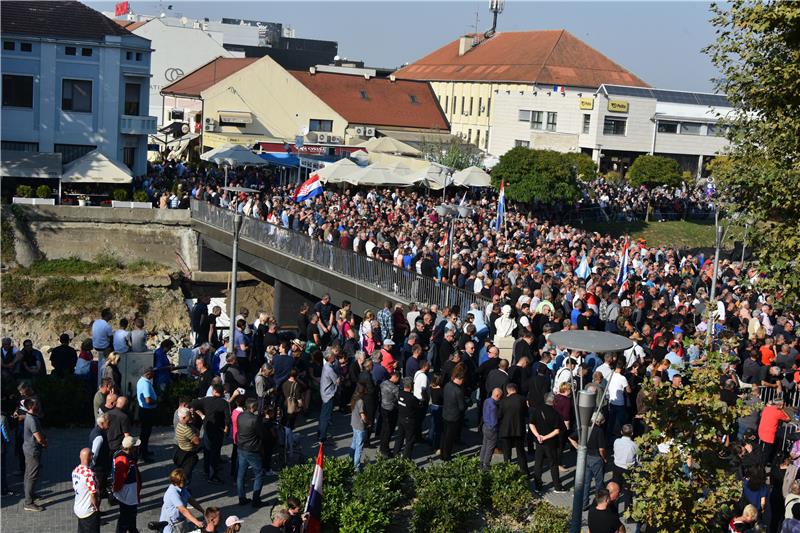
left=294, top=174, right=323, bottom=203
left=575, top=254, right=591, bottom=279
left=495, top=180, right=505, bottom=232
left=303, top=445, right=324, bottom=533
left=553, top=85, right=566, bottom=95
left=616, top=236, right=630, bottom=296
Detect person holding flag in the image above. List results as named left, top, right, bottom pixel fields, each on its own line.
left=293, top=173, right=323, bottom=203
left=616, top=236, right=631, bottom=297
left=495, top=180, right=505, bottom=233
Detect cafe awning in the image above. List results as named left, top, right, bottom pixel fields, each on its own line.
left=0, top=152, right=62, bottom=179
left=218, top=111, right=253, bottom=125
left=61, top=150, right=132, bottom=184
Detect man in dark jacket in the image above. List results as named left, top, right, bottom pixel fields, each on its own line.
left=191, top=384, right=231, bottom=484
left=529, top=392, right=565, bottom=493
left=498, top=382, right=529, bottom=477
left=527, top=364, right=551, bottom=409
left=359, top=359, right=378, bottom=445
left=441, top=371, right=467, bottom=461
left=435, top=329, right=457, bottom=374
left=393, top=377, right=420, bottom=459
left=89, top=414, right=111, bottom=507
left=235, top=398, right=264, bottom=507
left=486, top=359, right=510, bottom=396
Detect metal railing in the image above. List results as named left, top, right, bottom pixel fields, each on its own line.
left=191, top=200, right=492, bottom=317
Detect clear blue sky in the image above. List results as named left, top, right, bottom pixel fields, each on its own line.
left=88, top=1, right=721, bottom=92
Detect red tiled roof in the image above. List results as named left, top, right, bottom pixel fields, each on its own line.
left=1, top=1, right=135, bottom=41
left=395, top=30, right=649, bottom=88
left=290, top=71, right=449, bottom=130
left=161, top=57, right=259, bottom=97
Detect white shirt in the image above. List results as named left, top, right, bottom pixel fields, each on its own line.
left=365, top=240, right=376, bottom=258
left=113, top=329, right=130, bottom=353
left=553, top=367, right=572, bottom=393
left=473, top=277, right=483, bottom=294
left=613, top=436, right=638, bottom=469
left=413, top=370, right=429, bottom=401
left=72, top=465, right=97, bottom=519
left=607, top=372, right=629, bottom=406
left=596, top=363, right=614, bottom=383
left=91, top=319, right=112, bottom=350
left=623, top=343, right=645, bottom=368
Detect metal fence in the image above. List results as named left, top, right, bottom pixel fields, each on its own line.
left=191, top=200, right=492, bottom=318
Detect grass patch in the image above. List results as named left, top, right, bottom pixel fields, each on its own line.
left=1, top=212, right=15, bottom=264
left=19, top=255, right=165, bottom=277
left=577, top=219, right=745, bottom=251
left=4, top=273, right=147, bottom=311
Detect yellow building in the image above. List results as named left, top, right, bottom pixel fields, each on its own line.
left=395, top=30, right=648, bottom=152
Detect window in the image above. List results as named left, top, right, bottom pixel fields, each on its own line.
left=126, top=51, right=133, bottom=60
left=61, top=79, right=92, bottom=112
left=603, top=116, right=627, bottom=135
left=2, top=75, right=33, bottom=108
left=484, top=130, right=489, bottom=149
left=2, top=141, right=39, bottom=152
left=124, top=83, right=140, bottom=115
left=706, top=124, right=725, bottom=137
left=582, top=114, right=591, bottom=134
left=123, top=147, right=136, bottom=169
left=451, top=97, right=456, bottom=114
left=469, top=97, right=473, bottom=115
left=680, top=122, right=702, bottom=135
left=460, top=96, right=465, bottom=114
left=467, top=129, right=472, bottom=143
left=478, top=97, right=482, bottom=115
left=65, top=46, right=76, bottom=56
left=54, top=143, right=95, bottom=164
left=486, top=97, right=491, bottom=117
left=409, top=94, right=417, bottom=104
left=657, top=121, right=679, bottom=134
left=3, top=41, right=14, bottom=51
left=81, top=48, right=93, bottom=57
left=514, top=140, right=530, bottom=148
left=135, top=52, right=142, bottom=61
left=531, top=111, right=543, bottom=130
left=170, top=109, right=184, bottom=120
left=546, top=112, right=558, bottom=132
left=475, top=130, right=480, bottom=147
left=518, top=109, right=531, bottom=122
left=444, top=95, right=449, bottom=114
left=20, top=42, right=32, bottom=52
left=359, top=90, right=368, bottom=100
left=308, top=118, right=333, bottom=132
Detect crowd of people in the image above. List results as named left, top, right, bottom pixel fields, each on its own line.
left=2, top=159, right=799, bottom=532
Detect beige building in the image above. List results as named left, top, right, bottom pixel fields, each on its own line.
left=395, top=30, right=648, bottom=152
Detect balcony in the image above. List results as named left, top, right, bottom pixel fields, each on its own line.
left=119, top=115, right=157, bottom=135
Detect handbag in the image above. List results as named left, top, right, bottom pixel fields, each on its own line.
left=286, top=382, right=302, bottom=415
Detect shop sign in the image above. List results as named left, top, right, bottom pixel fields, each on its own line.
left=607, top=100, right=629, bottom=113
left=579, top=98, right=594, bottom=110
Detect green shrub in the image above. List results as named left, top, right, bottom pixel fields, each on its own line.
left=35, top=185, right=51, bottom=199
left=15, top=185, right=32, bottom=198
left=411, top=456, right=486, bottom=533
left=133, top=190, right=149, bottom=203
left=277, top=461, right=314, bottom=506
left=353, top=456, right=417, bottom=510
left=36, top=375, right=94, bottom=427
left=113, top=188, right=129, bottom=201
left=277, top=456, right=354, bottom=530
left=1, top=213, right=15, bottom=264
left=487, top=462, right=534, bottom=519
left=528, top=500, right=570, bottom=533
left=340, top=500, right=391, bottom=533
left=604, top=170, right=622, bottom=183
left=158, top=376, right=198, bottom=424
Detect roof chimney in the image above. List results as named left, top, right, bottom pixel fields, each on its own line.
left=458, top=35, right=474, bottom=56
left=389, top=74, right=396, bottom=83
left=309, top=66, right=316, bottom=75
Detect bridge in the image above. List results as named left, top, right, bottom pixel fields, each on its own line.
left=191, top=200, right=490, bottom=318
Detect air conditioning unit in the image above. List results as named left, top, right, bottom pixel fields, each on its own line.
left=354, top=126, right=365, bottom=136
left=204, top=117, right=215, bottom=126
left=365, top=127, right=375, bottom=136
left=316, top=133, right=328, bottom=143
left=204, top=123, right=216, bottom=132
left=330, top=136, right=342, bottom=144
left=192, top=21, right=201, bottom=29
left=201, top=22, right=209, bottom=31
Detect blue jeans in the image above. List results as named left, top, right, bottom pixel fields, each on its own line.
left=583, top=455, right=605, bottom=508
left=351, top=429, right=366, bottom=472
left=318, top=398, right=334, bottom=443
left=203, top=431, right=223, bottom=480
left=428, top=404, right=442, bottom=449
left=236, top=449, right=263, bottom=501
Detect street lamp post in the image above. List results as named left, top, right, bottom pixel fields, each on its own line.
left=435, top=203, right=472, bottom=308
left=571, top=390, right=597, bottom=533
left=228, top=212, right=242, bottom=357
left=707, top=207, right=724, bottom=347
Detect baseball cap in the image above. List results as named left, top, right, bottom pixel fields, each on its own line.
left=122, top=435, right=141, bottom=449
left=225, top=516, right=243, bottom=527
left=383, top=339, right=395, bottom=346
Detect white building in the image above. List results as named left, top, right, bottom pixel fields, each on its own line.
left=489, top=84, right=732, bottom=178
left=1, top=0, right=155, bottom=176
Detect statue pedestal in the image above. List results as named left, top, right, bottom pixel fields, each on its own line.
left=494, top=336, right=515, bottom=364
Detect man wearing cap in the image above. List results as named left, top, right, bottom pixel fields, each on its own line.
left=136, top=367, right=157, bottom=460
left=224, top=515, right=243, bottom=532
left=113, top=435, right=142, bottom=532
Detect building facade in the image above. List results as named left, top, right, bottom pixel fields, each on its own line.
left=489, top=84, right=731, bottom=178
left=395, top=30, right=648, bottom=153
left=1, top=1, right=155, bottom=176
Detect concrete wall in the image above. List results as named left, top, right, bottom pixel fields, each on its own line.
left=6, top=205, right=198, bottom=269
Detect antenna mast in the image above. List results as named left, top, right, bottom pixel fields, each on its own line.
left=485, top=0, right=504, bottom=38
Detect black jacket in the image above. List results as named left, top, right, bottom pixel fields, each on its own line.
left=397, top=390, right=420, bottom=424
left=485, top=369, right=509, bottom=396
left=442, top=381, right=466, bottom=422
left=498, top=393, right=528, bottom=439
left=477, top=358, right=501, bottom=398
left=236, top=411, right=262, bottom=453
left=527, top=373, right=551, bottom=408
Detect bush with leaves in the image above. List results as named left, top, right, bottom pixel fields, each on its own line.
left=529, top=500, right=570, bottom=533
left=410, top=456, right=487, bottom=532
left=133, top=190, right=149, bottom=203
left=491, top=147, right=580, bottom=205
left=36, top=375, right=94, bottom=427
left=15, top=185, right=32, bottom=198
left=157, top=376, right=200, bottom=425
left=35, top=185, right=51, bottom=199
left=113, top=188, right=129, bottom=201
left=353, top=456, right=417, bottom=510
left=340, top=499, right=391, bottom=533
left=277, top=456, right=354, bottom=531
left=487, top=462, right=534, bottom=520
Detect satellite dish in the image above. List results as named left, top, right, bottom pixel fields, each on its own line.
left=334, top=55, right=340, bottom=61
left=160, top=12, right=166, bottom=18
left=180, top=16, right=188, bottom=26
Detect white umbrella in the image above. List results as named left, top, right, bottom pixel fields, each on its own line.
left=406, top=162, right=450, bottom=190
left=61, top=150, right=131, bottom=184
left=452, top=165, right=492, bottom=188
left=351, top=164, right=418, bottom=187
left=357, top=136, right=421, bottom=156
left=200, top=143, right=267, bottom=167
left=314, top=158, right=360, bottom=184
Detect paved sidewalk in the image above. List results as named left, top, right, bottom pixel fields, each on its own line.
left=1, top=406, right=634, bottom=532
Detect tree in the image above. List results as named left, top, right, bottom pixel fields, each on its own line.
left=490, top=147, right=580, bottom=204
left=564, top=152, right=597, bottom=182
left=626, top=155, right=683, bottom=189
left=705, top=0, right=800, bottom=305
left=420, top=137, right=483, bottom=171
left=627, top=349, right=748, bottom=532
